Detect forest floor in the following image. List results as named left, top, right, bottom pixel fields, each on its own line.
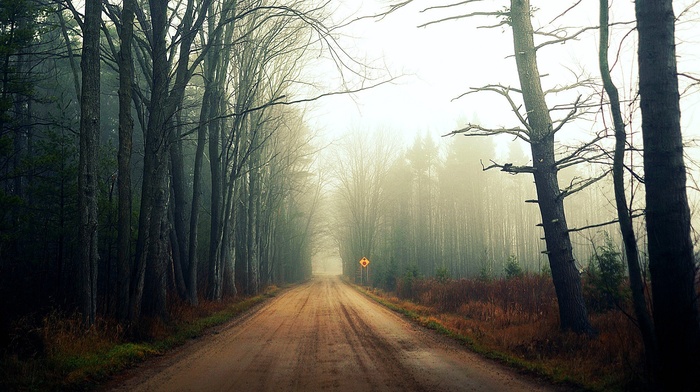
left=103, top=274, right=560, bottom=391
left=0, top=287, right=280, bottom=391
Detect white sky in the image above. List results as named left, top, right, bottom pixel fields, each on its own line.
left=303, top=0, right=700, bottom=153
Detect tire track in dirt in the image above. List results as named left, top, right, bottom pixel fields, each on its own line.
left=105, top=275, right=565, bottom=392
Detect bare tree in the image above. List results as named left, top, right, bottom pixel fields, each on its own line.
left=635, top=0, right=700, bottom=389
left=389, top=0, right=599, bottom=334
left=597, top=0, right=657, bottom=378
left=331, top=131, right=399, bottom=279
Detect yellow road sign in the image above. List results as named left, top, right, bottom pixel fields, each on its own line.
left=359, top=257, right=370, bottom=267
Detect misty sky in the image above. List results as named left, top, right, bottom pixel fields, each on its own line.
left=303, top=1, right=700, bottom=154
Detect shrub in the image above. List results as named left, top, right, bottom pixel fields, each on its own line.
left=397, top=265, right=421, bottom=299
left=478, top=265, right=493, bottom=282
left=585, top=236, right=627, bottom=312
left=504, top=255, right=523, bottom=279
left=385, top=258, right=399, bottom=291
left=434, top=267, right=450, bottom=283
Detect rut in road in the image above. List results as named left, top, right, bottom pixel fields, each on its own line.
left=108, top=275, right=562, bottom=392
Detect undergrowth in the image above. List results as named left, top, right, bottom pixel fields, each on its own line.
left=0, top=286, right=279, bottom=391
left=357, top=275, right=647, bottom=391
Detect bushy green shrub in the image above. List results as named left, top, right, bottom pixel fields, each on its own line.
left=397, top=265, right=420, bottom=299
left=504, top=255, right=523, bottom=279
left=478, top=265, right=493, bottom=282
left=372, top=258, right=399, bottom=291
left=584, top=236, right=627, bottom=312
left=434, top=266, right=450, bottom=283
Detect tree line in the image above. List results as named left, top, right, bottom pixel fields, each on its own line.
left=0, top=0, right=350, bottom=332
left=331, top=133, right=616, bottom=282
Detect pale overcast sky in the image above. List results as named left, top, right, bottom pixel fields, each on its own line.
left=303, top=1, right=700, bottom=151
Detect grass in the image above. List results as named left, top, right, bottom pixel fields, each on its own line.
left=0, top=286, right=280, bottom=391
left=354, top=277, right=647, bottom=392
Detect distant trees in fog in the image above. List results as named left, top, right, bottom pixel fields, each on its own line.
left=330, top=132, right=616, bottom=285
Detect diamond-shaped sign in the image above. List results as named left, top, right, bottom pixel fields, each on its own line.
left=359, top=257, right=370, bottom=267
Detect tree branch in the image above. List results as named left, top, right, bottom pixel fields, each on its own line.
left=559, top=169, right=610, bottom=199
left=481, top=159, right=535, bottom=174
left=418, top=10, right=507, bottom=28
left=444, top=123, right=530, bottom=143
left=567, top=212, right=645, bottom=233
left=452, top=84, right=532, bottom=134
left=555, top=129, right=608, bottom=168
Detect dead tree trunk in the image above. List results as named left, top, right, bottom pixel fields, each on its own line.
left=510, top=0, right=593, bottom=335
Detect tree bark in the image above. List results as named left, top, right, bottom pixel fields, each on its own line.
left=76, top=0, right=101, bottom=325
left=635, top=1, right=700, bottom=389
left=130, top=0, right=171, bottom=321
left=130, top=0, right=213, bottom=320
left=207, top=86, right=224, bottom=300
left=116, top=0, right=136, bottom=322
left=169, top=117, right=189, bottom=300
left=509, top=0, right=593, bottom=335
left=598, top=0, right=657, bottom=378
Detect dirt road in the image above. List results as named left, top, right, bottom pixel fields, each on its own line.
left=108, top=275, right=561, bottom=391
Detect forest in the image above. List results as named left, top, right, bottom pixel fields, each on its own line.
left=0, top=0, right=332, bottom=334
left=0, top=0, right=699, bottom=391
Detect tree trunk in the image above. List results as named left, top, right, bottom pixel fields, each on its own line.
left=207, top=83, right=225, bottom=300
left=169, top=117, right=189, bottom=300
left=116, top=0, right=136, bottom=322
left=130, top=0, right=171, bottom=321
left=76, top=0, right=101, bottom=325
left=509, top=0, right=593, bottom=334
left=598, top=0, right=657, bottom=378
left=635, top=1, right=700, bottom=389
left=142, top=165, right=169, bottom=320
left=247, top=165, right=259, bottom=295
left=186, top=74, right=214, bottom=307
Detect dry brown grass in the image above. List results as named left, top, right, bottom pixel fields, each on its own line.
left=368, top=275, right=647, bottom=391
left=2, top=286, right=280, bottom=391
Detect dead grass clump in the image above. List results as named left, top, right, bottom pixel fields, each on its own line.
left=42, top=312, right=122, bottom=359
left=2, top=286, right=281, bottom=391
left=369, top=274, right=647, bottom=390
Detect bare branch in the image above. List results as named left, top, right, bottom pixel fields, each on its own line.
left=481, top=159, right=535, bottom=174
left=567, top=212, right=645, bottom=233
left=548, top=0, right=584, bottom=25
left=559, top=169, right=610, bottom=199
left=452, top=85, right=532, bottom=134
left=418, top=10, right=507, bottom=28
left=534, top=25, right=598, bottom=51
left=215, top=76, right=401, bottom=120
left=551, top=95, right=583, bottom=134
left=555, top=129, right=608, bottom=168
left=444, top=123, right=530, bottom=143
left=337, top=1, right=414, bottom=25
left=421, top=1, right=483, bottom=13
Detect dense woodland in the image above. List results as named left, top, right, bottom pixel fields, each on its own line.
left=0, top=0, right=699, bottom=391
left=0, top=0, right=334, bottom=330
